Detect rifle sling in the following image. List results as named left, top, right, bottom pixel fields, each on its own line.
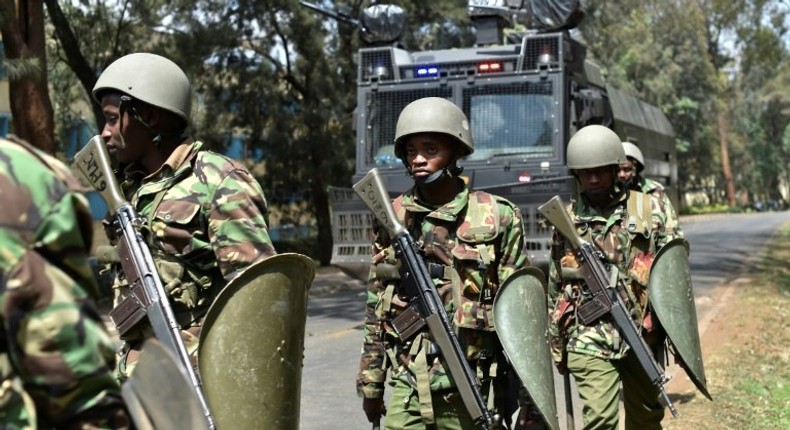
left=415, top=336, right=436, bottom=425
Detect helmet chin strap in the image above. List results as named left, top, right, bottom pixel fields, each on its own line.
left=412, top=167, right=450, bottom=185
left=120, top=95, right=184, bottom=146
left=409, top=160, right=463, bottom=187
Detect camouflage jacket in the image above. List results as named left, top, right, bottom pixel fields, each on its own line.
left=547, top=189, right=668, bottom=362
left=356, top=182, right=528, bottom=399
left=0, top=138, right=127, bottom=428
left=636, top=176, right=683, bottom=239
left=109, top=139, right=276, bottom=328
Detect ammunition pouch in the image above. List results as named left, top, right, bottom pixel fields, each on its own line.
left=374, top=262, right=400, bottom=281
left=427, top=262, right=453, bottom=281
left=454, top=297, right=495, bottom=331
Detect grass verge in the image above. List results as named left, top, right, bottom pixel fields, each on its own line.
left=663, top=227, right=790, bottom=430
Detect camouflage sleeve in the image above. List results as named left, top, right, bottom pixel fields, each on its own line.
left=207, top=168, right=277, bottom=280
left=356, top=227, right=391, bottom=399
left=546, top=202, right=582, bottom=368
left=0, top=154, right=126, bottom=427
left=662, top=193, right=683, bottom=240
left=546, top=229, right=564, bottom=312
left=496, top=201, right=529, bottom=283
left=649, top=194, right=670, bottom=250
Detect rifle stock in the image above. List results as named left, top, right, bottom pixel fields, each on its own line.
left=73, top=136, right=216, bottom=429
left=538, top=195, right=679, bottom=418
left=354, top=169, right=497, bottom=429
left=73, top=135, right=126, bottom=214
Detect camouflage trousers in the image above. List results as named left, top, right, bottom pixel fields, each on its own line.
left=567, top=350, right=664, bottom=430
left=384, top=377, right=478, bottom=430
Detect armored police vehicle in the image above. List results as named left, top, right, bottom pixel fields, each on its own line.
left=326, top=1, right=677, bottom=279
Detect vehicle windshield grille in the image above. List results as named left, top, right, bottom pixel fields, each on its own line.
left=463, top=81, right=556, bottom=161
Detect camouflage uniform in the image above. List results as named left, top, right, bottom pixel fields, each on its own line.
left=108, top=138, right=276, bottom=379
left=547, top=190, right=669, bottom=430
left=0, top=137, right=129, bottom=429
left=631, top=176, right=682, bottom=239
left=357, top=181, right=528, bottom=429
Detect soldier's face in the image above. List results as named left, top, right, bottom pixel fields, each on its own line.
left=618, top=160, right=637, bottom=184
left=404, top=133, right=454, bottom=179
left=576, top=165, right=616, bottom=194
left=100, top=93, right=153, bottom=165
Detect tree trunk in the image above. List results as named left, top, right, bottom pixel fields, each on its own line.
left=44, top=0, right=105, bottom=131
left=0, top=0, right=55, bottom=152
left=310, top=174, right=333, bottom=265
left=717, top=110, right=737, bottom=207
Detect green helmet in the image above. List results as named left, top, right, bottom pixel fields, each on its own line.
left=92, top=53, right=191, bottom=122
left=566, top=125, right=625, bottom=170
left=622, top=141, right=645, bottom=171
left=394, top=97, right=474, bottom=159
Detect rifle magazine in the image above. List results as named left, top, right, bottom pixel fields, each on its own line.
left=577, top=296, right=609, bottom=325
left=109, top=285, right=151, bottom=337
left=391, top=304, right=426, bottom=342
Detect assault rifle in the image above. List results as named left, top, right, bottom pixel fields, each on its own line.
left=73, top=136, right=216, bottom=429
left=354, top=168, right=499, bottom=429
left=538, top=195, right=679, bottom=417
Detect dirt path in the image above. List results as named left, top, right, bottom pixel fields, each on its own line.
left=662, top=227, right=790, bottom=429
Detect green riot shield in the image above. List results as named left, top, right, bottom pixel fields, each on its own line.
left=121, top=339, right=210, bottom=430
left=493, top=267, right=560, bottom=430
left=648, top=238, right=712, bottom=400
left=198, top=253, right=315, bottom=430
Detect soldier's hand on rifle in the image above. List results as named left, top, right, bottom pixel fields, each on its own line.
left=363, top=397, right=386, bottom=423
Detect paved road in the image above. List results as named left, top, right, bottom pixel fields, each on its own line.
left=298, top=211, right=790, bottom=430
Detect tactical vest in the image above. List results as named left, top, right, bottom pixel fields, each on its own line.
left=392, top=190, right=504, bottom=330
left=112, top=149, right=224, bottom=335
left=575, top=190, right=657, bottom=327
left=380, top=190, right=515, bottom=425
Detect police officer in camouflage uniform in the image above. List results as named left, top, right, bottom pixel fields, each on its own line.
left=92, top=52, right=277, bottom=380
left=618, top=141, right=682, bottom=239
left=547, top=125, right=670, bottom=430
left=0, top=136, right=130, bottom=429
left=357, top=97, right=540, bottom=429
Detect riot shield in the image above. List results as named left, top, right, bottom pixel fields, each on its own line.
left=493, top=267, right=560, bottom=430
left=121, top=339, right=210, bottom=430
left=648, top=238, right=712, bottom=400
left=198, top=253, right=315, bottom=430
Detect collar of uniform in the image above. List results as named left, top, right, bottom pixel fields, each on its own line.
left=401, top=182, right=470, bottom=222
left=640, top=176, right=663, bottom=194
left=126, top=140, right=202, bottom=200
left=143, top=138, right=197, bottom=182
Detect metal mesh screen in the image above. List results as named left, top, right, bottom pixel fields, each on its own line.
left=334, top=212, right=373, bottom=244
left=463, top=81, right=556, bottom=161
left=521, top=35, right=561, bottom=71
left=359, top=49, right=395, bottom=82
